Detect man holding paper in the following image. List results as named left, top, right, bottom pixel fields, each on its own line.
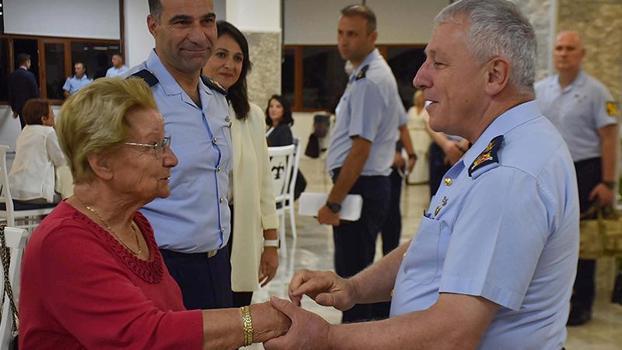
left=317, top=4, right=401, bottom=323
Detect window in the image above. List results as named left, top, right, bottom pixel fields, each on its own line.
left=301, top=47, right=347, bottom=110
left=71, top=42, right=121, bottom=80
left=386, top=46, right=426, bottom=108
left=0, top=35, right=121, bottom=103
left=0, top=38, right=9, bottom=101
left=284, top=45, right=425, bottom=111
left=44, top=42, right=66, bottom=100
left=281, top=47, right=296, bottom=108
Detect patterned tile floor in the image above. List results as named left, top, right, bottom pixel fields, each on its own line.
left=249, top=157, right=622, bottom=349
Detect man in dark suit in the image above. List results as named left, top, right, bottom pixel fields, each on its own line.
left=8, top=53, right=40, bottom=129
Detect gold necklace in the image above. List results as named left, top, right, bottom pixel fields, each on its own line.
left=76, top=198, right=143, bottom=256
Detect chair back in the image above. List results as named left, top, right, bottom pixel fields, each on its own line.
left=0, top=226, right=27, bottom=349
left=0, top=146, right=15, bottom=227
left=268, top=145, right=296, bottom=203
left=288, top=139, right=302, bottom=203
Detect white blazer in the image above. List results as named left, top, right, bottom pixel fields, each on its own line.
left=9, top=125, right=66, bottom=202
left=230, top=103, right=279, bottom=292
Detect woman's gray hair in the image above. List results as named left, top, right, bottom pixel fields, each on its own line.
left=436, top=0, right=536, bottom=93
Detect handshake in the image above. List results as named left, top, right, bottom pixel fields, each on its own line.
left=253, top=269, right=357, bottom=350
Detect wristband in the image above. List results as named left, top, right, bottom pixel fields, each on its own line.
left=263, top=239, right=279, bottom=248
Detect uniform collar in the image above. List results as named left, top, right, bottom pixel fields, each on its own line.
left=551, top=69, right=586, bottom=92
left=73, top=75, right=89, bottom=81
left=349, top=48, right=380, bottom=81
left=145, top=49, right=212, bottom=97
left=462, top=100, right=541, bottom=168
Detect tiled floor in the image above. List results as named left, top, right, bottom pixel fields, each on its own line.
left=251, top=157, right=622, bottom=349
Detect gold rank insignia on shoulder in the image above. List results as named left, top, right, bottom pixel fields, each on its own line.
left=468, top=135, right=504, bottom=178
left=606, top=101, right=619, bottom=117
left=355, top=65, right=369, bottom=81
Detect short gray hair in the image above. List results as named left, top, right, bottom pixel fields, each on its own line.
left=436, top=0, right=536, bottom=92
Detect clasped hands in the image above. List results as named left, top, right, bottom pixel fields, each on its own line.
left=262, top=269, right=355, bottom=350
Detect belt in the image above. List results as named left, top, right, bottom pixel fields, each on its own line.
left=160, top=247, right=223, bottom=259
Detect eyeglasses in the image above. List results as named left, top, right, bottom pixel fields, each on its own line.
left=124, top=136, right=171, bottom=158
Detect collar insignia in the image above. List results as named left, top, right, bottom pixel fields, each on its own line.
left=355, top=65, right=369, bottom=81
left=468, top=135, right=504, bottom=178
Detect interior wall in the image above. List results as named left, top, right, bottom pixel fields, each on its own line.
left=283, top=0, right=449, bottom=45
left=3, top=0, right=120, bottom=39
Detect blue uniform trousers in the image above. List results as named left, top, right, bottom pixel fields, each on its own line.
left=574, top=157, right=601, bottom=312
left=331, top=168, right=391, bottom=323
left=160, top=247, right=233, bottom=310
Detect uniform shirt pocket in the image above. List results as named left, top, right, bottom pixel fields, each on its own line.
left=403, top=215, right=442, bottom=285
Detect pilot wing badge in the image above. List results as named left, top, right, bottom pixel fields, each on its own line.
left=468, top=135, right=504, bottom=179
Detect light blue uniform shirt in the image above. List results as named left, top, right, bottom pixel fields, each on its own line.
left=535, top=70, right=618, bottom=162
left=105, top=65, right=129, bottom=78
left=62, top=75, right=92, bottom=95
left=326, top=49, right=401, bottom=176
left=390, top=101, right=579, bottom=349
left=132, top=50, right=232, bottom=253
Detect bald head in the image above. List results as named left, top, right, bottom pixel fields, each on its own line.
left=554, top=31, right=585, bottom=75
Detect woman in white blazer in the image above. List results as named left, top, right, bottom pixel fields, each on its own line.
left=203, top=21, right=279, bottom=307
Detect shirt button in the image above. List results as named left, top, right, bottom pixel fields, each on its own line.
left=212, top=138, right=217, bottom=144
left=219, top=197, right=226, bottom=203
left=216, top=167, right=221, bottom=172
left=444, top=177, right=453, bottom=186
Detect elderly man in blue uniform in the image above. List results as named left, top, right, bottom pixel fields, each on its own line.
left=318, top=4, right=401, bottom=323
left=535, top=31, right=620, bottom=326
left=128, top=0, right=233, bottom=310
left=263, top=1, right=579, bottom=349
left=62, top=62, right=92, bottom=98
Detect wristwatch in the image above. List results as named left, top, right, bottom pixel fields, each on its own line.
left=325, top=201, right=342, bottom=214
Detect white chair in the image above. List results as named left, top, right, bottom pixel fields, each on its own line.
left=0, top=227, right=28, bottom=349
left=0, top=145, right=55, bottom=232
left=268, top=144, right=296, bottom=256
left=284, top=139, right=302, bottom=240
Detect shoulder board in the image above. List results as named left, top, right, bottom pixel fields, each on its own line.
left=200, top=75, right=227, bottom=95
left=355, top=65, right=369, bottom=81
left=468, top=135, right=504, bottom=178
left=128, top=69, right=159, bottom=87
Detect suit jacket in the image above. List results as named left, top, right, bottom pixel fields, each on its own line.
left=8, top=67, right=39, bottom=115
left=230, top=102, right=279, bottom=292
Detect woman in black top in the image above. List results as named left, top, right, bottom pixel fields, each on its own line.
left=265, top=95, right=294, bottom=147
left=264, top=94, right=307, bottom=198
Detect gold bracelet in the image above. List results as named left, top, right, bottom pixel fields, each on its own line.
left=240, top=305, right=254, bottom=346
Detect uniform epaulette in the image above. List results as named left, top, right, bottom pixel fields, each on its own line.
left=468, top=135, right=504, bottom=178
left=128, top=69, right=159, bottom=87
left=355, top=65, right=369, bottom=81
left=200, top=75, right=227, bottom=95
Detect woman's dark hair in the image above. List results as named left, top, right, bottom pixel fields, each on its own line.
left=265, top=95, right=294, bottom=127
left=22, top=99, right=51, bottom=125
left=216, top=20, right=252, bottom=120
